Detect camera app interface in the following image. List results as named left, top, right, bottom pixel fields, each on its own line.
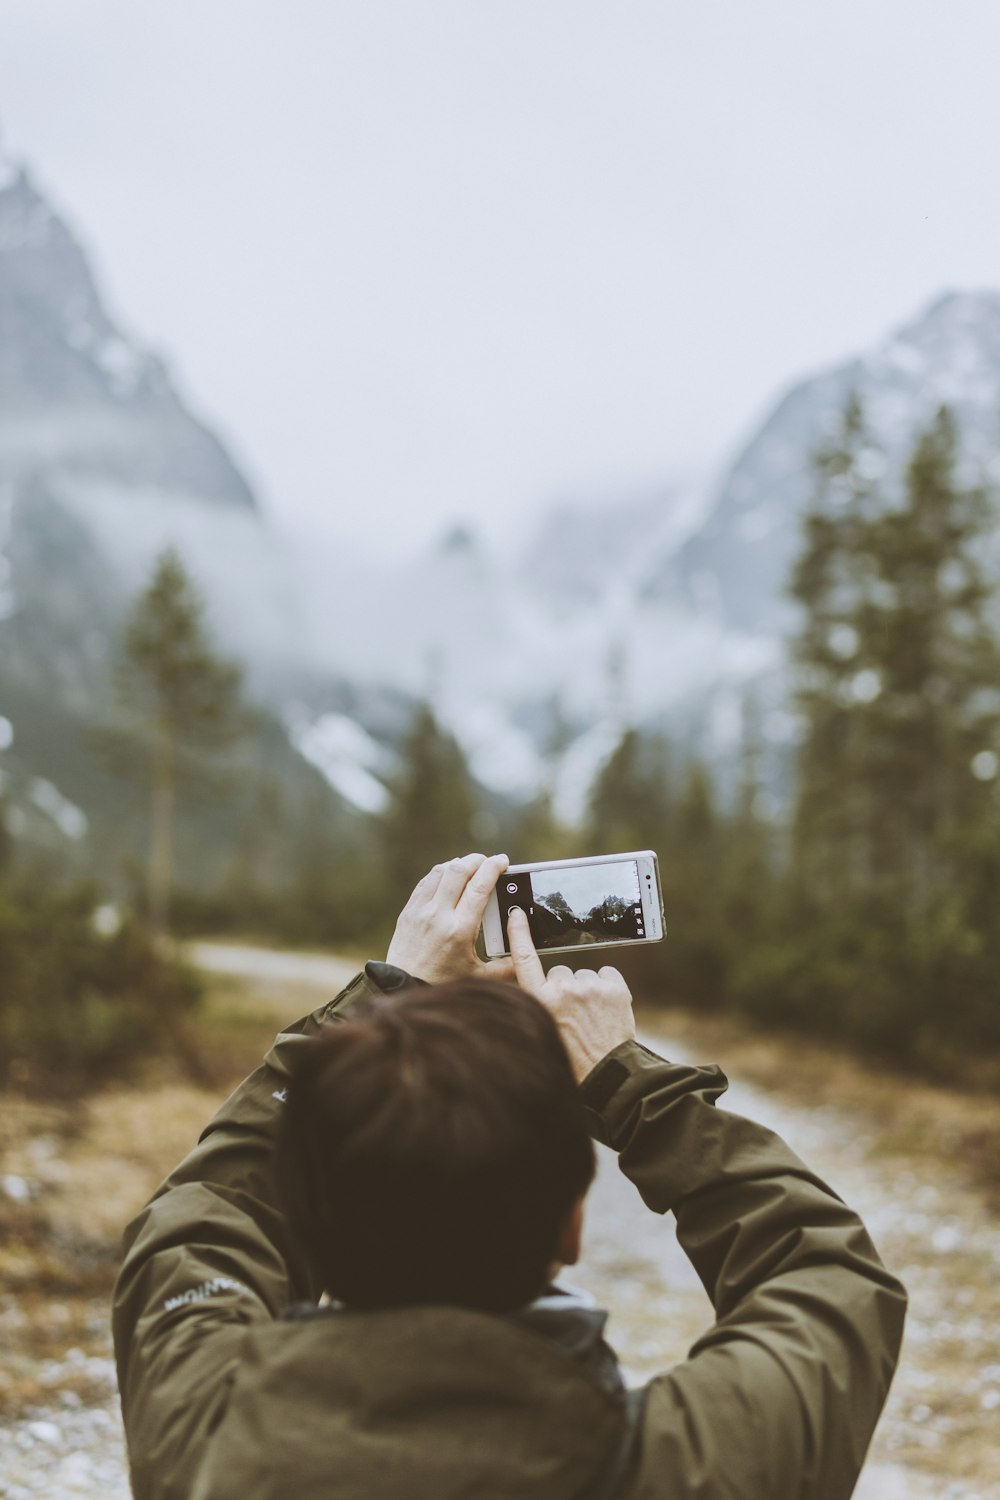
left=501, top=859, right=647, bottom=950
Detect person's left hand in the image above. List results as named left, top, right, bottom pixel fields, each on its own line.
left=385, top=852, right=515, bottom=985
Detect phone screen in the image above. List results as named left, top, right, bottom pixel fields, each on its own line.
left=500, top=858, right=648, bottom=951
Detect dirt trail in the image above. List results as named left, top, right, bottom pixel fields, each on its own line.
left=1, top=944, right=997, bottom=1499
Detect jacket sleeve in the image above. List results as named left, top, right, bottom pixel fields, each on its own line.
left=111, top=966, right=387, bottom=1500
left=580, top=1041, right=906, bottom=1500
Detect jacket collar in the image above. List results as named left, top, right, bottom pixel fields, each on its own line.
left=507, top=1283, right=625, bottom=1400
left=282, top=1282, right=624, bottom=1396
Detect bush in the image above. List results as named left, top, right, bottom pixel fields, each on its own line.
left=0, top=884, right=201, bottom=1092
left=731, top=895, right=1000, bottom=1082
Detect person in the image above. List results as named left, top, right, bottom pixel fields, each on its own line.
left=113, top=852, right=906, bottom=1500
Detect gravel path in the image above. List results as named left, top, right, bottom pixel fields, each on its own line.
left=2, top=946, right=997, bottom=1498
left=0, top=1399, right=127, bottom=1500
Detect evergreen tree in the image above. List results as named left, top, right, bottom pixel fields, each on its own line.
left=723, top=697, right=775, bottom=943
left=586, top=728, right=671, bottom=854
left=381, top=703, right=477, bottom=903
left=582, top=728, right=670, bottom=995
left=0, top=793, right=12, bottom=880
left=104, top=549, right=247, bottom=934
left=789, top=392, right=885, bottom=901
left=498, top=694, right=579, bottom=862
left=793, top=401, right=1000, bottom=909
left=778, top=398, right=1000, bottom=1066
left=659, top=760, right=731, bottom=1007
left=499, top=790, right=575, bottom=865
left=857, top=408, right=1000, bottom=908
left=279, top=781, right=380, bottom=945
left=584, top=730, right=740, bottom=1007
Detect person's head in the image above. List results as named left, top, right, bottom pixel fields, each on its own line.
left=276, top=978, right=595, bottom=1313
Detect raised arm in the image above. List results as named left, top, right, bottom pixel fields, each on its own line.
left=507, top=908, right=907, bottom=1500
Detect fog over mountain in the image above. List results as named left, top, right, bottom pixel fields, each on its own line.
left=309, top=288, right=1000, bottom=812
left=3, top=147, right=1000, bottom=853
left=0, top=153, right=341, bottom=862
left=2, top=159, right=308, bottom=654
left=650, top=289, right=1000, bottom=633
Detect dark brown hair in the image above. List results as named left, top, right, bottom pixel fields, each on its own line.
left=276, top=979, right=595, bottom=1312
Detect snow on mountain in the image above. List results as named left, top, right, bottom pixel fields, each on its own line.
left=287, top=497, right=772, bottom=808
left=519, top=481, right=709, bottom=603
left=28, top=775, right=88, bottom=840
left=646, top=290, right=1000, bottom=634
left=287, top=710, right=393, bottom=815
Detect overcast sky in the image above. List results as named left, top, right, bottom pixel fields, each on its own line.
left=4, top=2, right=1000, bottom=555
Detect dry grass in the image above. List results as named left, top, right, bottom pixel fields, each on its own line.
left=0, top=970, right=323, bottom=1416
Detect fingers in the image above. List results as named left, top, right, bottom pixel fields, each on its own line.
left=435, top=852, right=487, bottom=907
left=507, top=906, right=546, bottom=995
left=411, top=862, right=446, bottom=905
left=455, top=852, right=509, bottom=926
left=598, top=964, right=632, bottom=998
left=532, top=961, right=636, bottom=1082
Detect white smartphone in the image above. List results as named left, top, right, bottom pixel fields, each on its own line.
left=481, top=850, right=664, bottom=958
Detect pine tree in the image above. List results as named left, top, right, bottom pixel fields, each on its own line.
left=789, top=392, right=886, bottom=902
left=782, top=399, right=1000, bottom=1065
left=857, top=407, right=1000, bottom=908
left=723, top=696, right=775, bottom=942
left=381, top=703, right=478, bottom=902
left=500, top=790, right=575, bottom=866
left=0, top=793, right=12, bottom=880
left=660, top=760, right=732, bottom=1007
left=105, top=549, right=247, bottom=934
left=792, top=397, right=1000, bottom=914
left=672, top=761, right=721, bottom=902
left=498, top=694, right=579, bottom=862
left=586, top=728, right=671, bottom=855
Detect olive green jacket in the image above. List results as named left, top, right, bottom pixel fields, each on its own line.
left=113, top=966, right=906, bottom=1500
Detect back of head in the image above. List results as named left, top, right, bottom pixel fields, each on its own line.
left=276, top=979, right=595, bottom=1313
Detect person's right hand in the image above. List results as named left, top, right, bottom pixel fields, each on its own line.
left=385, top=852, right=515, bottom=986
left=506, top=907, right=636, bottom=1083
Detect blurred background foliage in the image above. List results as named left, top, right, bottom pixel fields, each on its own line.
left=2, top=394, right=998, bottom=1092
left=0, top=875, right=199, bottom=1092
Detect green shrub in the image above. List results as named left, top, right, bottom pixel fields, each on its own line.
left=731, top=895, right=1000, bottom=1080
left=0, top=884, right=201, bottom=1092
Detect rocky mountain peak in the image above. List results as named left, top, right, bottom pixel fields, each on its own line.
left=902, top=287, right=1000, bottom=346
left=0, top=157, right=255, bottom=509
left=643, top=288, right=1000, bottom=632
left=860, top=289, right=1000, bottom=444
left=0, top=163, right=158, bottom=403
